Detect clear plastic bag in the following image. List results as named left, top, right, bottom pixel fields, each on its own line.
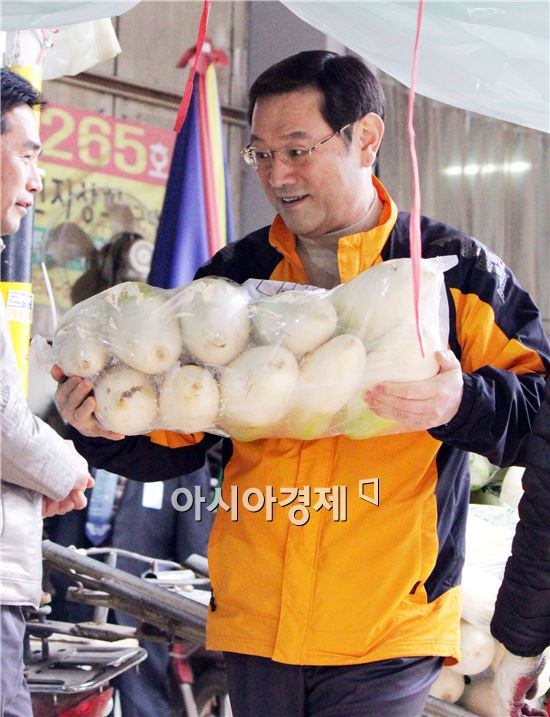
left=462, top=504, right=519, bottom=633
left=49, top=256, right=457, bottom=440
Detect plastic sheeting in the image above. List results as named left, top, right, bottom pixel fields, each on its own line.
left=45, top=258, right=455, bottom=440
left=42, top=19, right=121, bottom=79
left=282, top=1, right=550, bottom=133
left=0, top=1, right=140, bottom=31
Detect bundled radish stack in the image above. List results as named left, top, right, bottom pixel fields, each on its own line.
left=53, top=257, right=455, bottom=439
left=430, top=628, right=550, bottom=716
left=429, top=505, right=550, bottom=715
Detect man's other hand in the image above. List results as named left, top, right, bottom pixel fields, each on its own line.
left=363, top=349, right=463, bottom=430
left=51, top=364, right=125, bottom=440
left=492, top=650, right=546, bottom=717
left=42, top=473, right=94, bottom=518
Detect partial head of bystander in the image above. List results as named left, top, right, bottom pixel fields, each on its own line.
left=0, top=68, right=45, bottom=236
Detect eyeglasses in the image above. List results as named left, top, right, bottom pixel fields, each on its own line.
left=241, top=124, right=351, bottom=171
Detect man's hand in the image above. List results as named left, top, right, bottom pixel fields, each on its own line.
left=363, top=349, right=464, bottom=430
left=492, top=651, right=546, bottom=717
left=42, top=473, right=95, bottom=518
left=51, top=364, right=124, bottom=440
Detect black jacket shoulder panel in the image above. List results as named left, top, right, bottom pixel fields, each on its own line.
left=195, top=226, right=282, bottom=283
left=385, top=213, right=549, bottom=364
left=381, top=212, right=468, bottom=261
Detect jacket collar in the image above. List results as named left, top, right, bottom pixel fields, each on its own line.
left=268, top=176, right=398, bottom=284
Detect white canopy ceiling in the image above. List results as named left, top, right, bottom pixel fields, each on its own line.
left=282, top=1, right=550, bottom=133
left=0, top=1, right=140, bottom=31
left=3, top=1, right=548, bottom=132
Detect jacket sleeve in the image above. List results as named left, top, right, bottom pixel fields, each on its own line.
left=428, top=238, right=550, bottom=466
left=490, top=377, right=550, bottom=656
left=67, top=427, right=219, bottom=482
left=430, top=369, right=546, bottom=467
left=1, top=300, right=82, bottom=500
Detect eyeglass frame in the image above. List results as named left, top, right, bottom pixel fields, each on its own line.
left=240, top=123, right=351, bottom=170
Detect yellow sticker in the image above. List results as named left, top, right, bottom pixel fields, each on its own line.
left=6, top=290, right=34, bottom=324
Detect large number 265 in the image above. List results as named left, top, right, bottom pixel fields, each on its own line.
left=42, top=107, right=147, bottom=176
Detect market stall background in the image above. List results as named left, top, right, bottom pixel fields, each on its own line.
left=1, top=1, right=549, bottom=714
left=31, top=103, right=175, bottom=337
left=2, top=1, right=548, bottom=332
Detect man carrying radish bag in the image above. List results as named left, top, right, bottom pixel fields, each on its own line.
left=53, top=52, right=550, bottom=716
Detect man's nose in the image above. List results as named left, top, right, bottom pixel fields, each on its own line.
left=27, top=163, right=43, bottom=193
left=267, top=154, right=296, bottom=188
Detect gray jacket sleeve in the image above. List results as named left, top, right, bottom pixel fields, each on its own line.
left=1, top=298, right=84, bottom=501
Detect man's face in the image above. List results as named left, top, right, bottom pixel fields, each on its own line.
left=0, top=104, right=43, bottom=236
left=250, top=89, right=368, bottom=238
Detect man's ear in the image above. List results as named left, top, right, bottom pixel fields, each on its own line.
left=357, top=113, right=384, bottom=168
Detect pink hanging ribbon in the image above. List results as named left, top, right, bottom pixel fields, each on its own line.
left=35, top=28, right=59, bottom=66
left=407, top=0, right=425, bottom=356
left=173, top=0, right=211, bottom=133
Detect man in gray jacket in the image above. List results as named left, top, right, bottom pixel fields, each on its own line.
left=0, top=68, right=93, bottom=717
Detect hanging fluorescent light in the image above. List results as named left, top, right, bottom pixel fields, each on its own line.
left=443, top=161, right=532, bottom=177
left=443, top=166, right=462, bottom=177
left=503, top=161, right=532, bottom=173
left=463, top=164, right=481, bottom=176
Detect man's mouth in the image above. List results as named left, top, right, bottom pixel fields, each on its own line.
left=15, top=201, right=32, bottom=213
left=279, top=194, right=308, bottom=207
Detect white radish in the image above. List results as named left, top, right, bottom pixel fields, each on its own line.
left=54, top=327, right=108, bottom=378
left=490, top=641, right=506, bottom=672
left=361, top=327, right=439, bottom=387
left=158, top=364, right=219, bottom=432
left=429, top=668, right=465, bottom=703
left=450, top=621, right=496, bottom=676
left=499, top=465, right=525, bottom=510
left=285, top=335, right=367, bottom=439
left=461, top=566, right=500, bottom=632
left=177, top=277, right=250, bottom=365
left=94, top=366, right=157, bottom=435
left=460, top=677, right=500, bottom=717
left=220, top=345, right=298, bottom=427
left=293, top=335, right=367, bottom=415
left=219, top=423, right=278, bottom=443
left=251, top=290, right=337, bottom=355
left=330, top=258, right=443, bottom=341
left=54, top=296, right=111, bottom=377
left=469, top=452, right=499, bottom=491
left=336, top=391, right=395, bottom=439
left=106, top=284, right=182, bottom=374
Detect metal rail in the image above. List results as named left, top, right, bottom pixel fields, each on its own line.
left=42, top=540, right=207, bottom=646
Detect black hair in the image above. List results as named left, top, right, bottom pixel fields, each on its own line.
left=247, top=51, right=385, bottom=141
left=1, top=68, right=45, bottom=134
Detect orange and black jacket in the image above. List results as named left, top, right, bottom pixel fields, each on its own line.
left=70, top=183, right=550, bottom=665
